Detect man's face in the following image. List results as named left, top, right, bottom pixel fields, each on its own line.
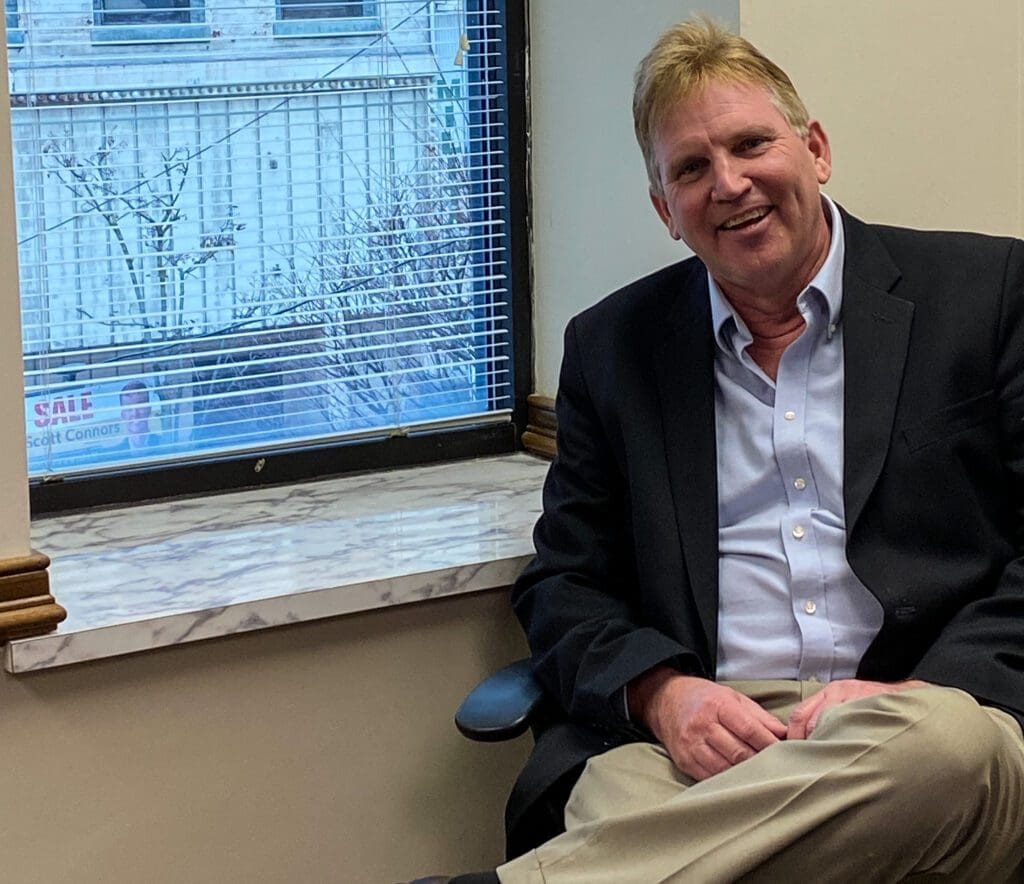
left=649, top=80, right=832, bottom=303
left=121, top=388, right=152, bottom=436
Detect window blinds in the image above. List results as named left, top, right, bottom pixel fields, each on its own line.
left=10, top=0, right=513, bottom=479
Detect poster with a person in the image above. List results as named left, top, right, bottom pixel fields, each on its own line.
left=24, top=376, right=173, bottom=472
left=117, top=380, right=161, bottom=452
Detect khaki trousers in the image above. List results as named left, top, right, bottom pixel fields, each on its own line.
left=497, top=682, right=1024, bottom=883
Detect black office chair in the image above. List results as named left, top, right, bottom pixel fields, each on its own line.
left=454, top=658, right=546, bottom=742
left=455, top=658, right=590, bottom=859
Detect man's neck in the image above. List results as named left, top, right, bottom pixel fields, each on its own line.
left=731, top=298, right=806, bottom=381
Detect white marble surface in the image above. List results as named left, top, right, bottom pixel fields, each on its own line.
left=6, top=453, right=549, bottom=673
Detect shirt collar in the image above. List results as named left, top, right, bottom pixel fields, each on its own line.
left=708, top=194, right=845, bottom=354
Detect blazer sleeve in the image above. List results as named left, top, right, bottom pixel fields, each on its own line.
left=910, top=238, right=1024, bottom=721
left=512, top=317, right=705, bottom=731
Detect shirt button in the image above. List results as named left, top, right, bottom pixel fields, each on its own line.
left=804, top=600, right=817, bottom=615
left=794, top=477, right=807, bottom=490
left=792, top=525, right=806, bottom=539
left=784, top=410, right=796, bottom=421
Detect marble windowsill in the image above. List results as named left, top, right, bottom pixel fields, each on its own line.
left=5, top=453, right=548, bottom=673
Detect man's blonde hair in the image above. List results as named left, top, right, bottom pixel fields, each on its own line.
left=633, top=16, right=810, bottom=194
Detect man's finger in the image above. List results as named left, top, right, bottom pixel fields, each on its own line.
left=738, top=693, right=789, bottom=737
left=805, top=703, right=830, bottom=736
left=705, top=722, right=759, bottom=767
left=669, top=742, right=720, bottom=782
left=719, top=702, right=786, bottom=751
left=692, top=737, right=738, bottom=777
left=750, top=704, right=789, bottom=739
left=788, top=692, right=828, bottom=740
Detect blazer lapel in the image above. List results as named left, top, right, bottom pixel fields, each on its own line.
left=652, top=267, right=720, bottom=660
left=840, top=211, right=915, bottom=531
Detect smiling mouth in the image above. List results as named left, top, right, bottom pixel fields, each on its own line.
left=719, top=206, right=771, bottom=231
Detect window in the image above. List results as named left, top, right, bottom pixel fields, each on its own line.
left=99, top=0, right=193, bottom=26
left=93, top=0, right=210, bottom=43
left=278, top=0, right=366, bottom=21
left=6, top=0, right=23, bottom=47
left=274, top=0, right=378, bottom=38
left=10, top=0, right=528, bottom=512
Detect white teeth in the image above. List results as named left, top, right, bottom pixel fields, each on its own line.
left=722, top=208, right=768, bottom=229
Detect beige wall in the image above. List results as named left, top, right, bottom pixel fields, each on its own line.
left=740, top=0, right=1023, bottom=237
left=0, top=589, right=529, bottom=884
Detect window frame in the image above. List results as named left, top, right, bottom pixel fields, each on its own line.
left=273, top=0, right=381, bottom=39
left=92, top=0, right=211, bottom=45
left=26, top=0, right=530, bottom=515
left=6, top=0, right=23, bottom=48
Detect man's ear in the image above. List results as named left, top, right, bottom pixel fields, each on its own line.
left=649, top=189, right=681, bottom=240
left=806, top=120, right=832, bottom=185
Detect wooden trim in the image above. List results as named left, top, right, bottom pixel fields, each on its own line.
left=521, top=393, right=556, bottom=459
left=0, top=551, right=66, bottom=642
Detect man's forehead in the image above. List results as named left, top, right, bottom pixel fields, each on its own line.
left=656, top=81, right=788, bottom=142
left=671, top=78, right=782, bottom=118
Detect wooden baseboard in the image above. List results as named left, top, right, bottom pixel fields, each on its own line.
left=0, top=552, right=66, bottom=642
left=522, top=394, right=556, bottom=459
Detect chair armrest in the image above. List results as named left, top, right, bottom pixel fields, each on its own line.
left=455, top=658, right=545, bottom=742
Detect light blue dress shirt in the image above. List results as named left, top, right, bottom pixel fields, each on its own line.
left=710, top=196, right=884, bottom=682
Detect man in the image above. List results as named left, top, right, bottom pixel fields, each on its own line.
left=417, top=16, right=1024, bottom=883
left=118, top=380, right=160, bottom=453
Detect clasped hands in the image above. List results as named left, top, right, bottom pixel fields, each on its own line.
left=628, top=666, right=927, bottom=782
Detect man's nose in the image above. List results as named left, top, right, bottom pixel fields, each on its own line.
left=710, top=158, right=749, bottom=201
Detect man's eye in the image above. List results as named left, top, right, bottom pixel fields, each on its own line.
left=738, top=137, right=767, bottom=152
left=676, top=159, right=705, bottom=178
